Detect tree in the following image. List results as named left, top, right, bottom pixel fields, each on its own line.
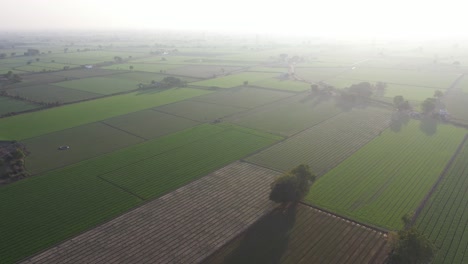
left=393, top=95, right=405, bottom=109
left=0, top=53, right=6, bottom=59
left=421, top=98, right=436, bottom=114
left=269, top=164, right=315, bottom=204
left=129, top=65, right=134, bottom=70
left=243, top=80, right=248, bottom=86
left=433, top=90, right=444, bottom=99
left=310, top=84, right=319, bottom=93
left=387, top=214, right=435, bottom=264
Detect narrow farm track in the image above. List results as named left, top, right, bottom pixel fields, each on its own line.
left=21, top=162, right=281, bottom=264
left=202, top=203, right=389, bottom=264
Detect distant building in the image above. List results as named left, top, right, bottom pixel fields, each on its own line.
left=84, top=65, right=93, bottom=69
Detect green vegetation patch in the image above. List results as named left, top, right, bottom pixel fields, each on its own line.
left=227, top=94, right=343, bottom=136
left=51, top=68, right=126, bottom=78
left=7, top=84, right=102, bottom=103
left=0, top=97, right=40, bottom=116
left=444, top=91, right=468, bottom=125
left=0, top=124, right=279, bottom=263
left=417, top=136, right=468, bottom=264
left=55, top=77, right=140, bottom=95
left=380, top=84, right=439, bottom=102
left=102, top=63, right=179, bottom=73
left=252, top=78, right=311, bottom=92
left=101, top=124, right=280, bottom=199
left=22, top=122, right=144, bottom=175
left=165, top=65, right=242, bottom=78
left=294, top=67, right=347, bottom=83
left=156, top=100, right=245, bottom=122
left=192, top=86, right=293, bottom=109
left=305, top=121, right=466, bottom=230
left=106, top=71, right=199, bottom=83
left=0, top=88, right=212, bottom=140
left=103, top=109, right=200, bottom=139
left=340, top=67, right=460, bottom=88
left=247, top=107, right=391, bottom=174
left=190, top=72, right=277, bottom=88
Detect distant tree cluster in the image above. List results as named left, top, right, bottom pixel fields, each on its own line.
left=0, top=143, right=29, bottom=185
left=1, top=71, right=22, bottom=84
left=269, top=164, right=316, bottom=204
left=138, top=76, right=186, bottom=90
left=393, top=95, right=411, bottom=111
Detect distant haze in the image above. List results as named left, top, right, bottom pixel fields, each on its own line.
left=1, top=0, right=466, bottom=38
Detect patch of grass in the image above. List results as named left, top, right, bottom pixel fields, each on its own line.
left=252, top=78, right=311, bottom=92
left=156, top=100, right=245, bottom=122
left=7, top=85, right=102, bottom=103
left=0, top=97, right=40, bottom=115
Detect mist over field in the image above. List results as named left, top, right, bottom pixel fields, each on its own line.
left=1, top=1, right=468, bottom=264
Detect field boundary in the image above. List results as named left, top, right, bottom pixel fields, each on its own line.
left=298, top=201, right=389, bottom=233
left=411, top=133, right=468, bottom=226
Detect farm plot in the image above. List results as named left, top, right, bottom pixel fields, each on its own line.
left=203, top=204, right=389, bottom=264
left=0, top=88, right=212, bottom=140
left=102, top=63, right=180, bottom=73
left=6, top=84, right=102, bottom=103
left=339, top=67, right=460, bottom=88
left=106, top=71, right=199, bottom=83
left=101, top=126, right=280, bottom=199
left=252, top=78, right=311, bottom=92
left=51, top=68, right=126, bottom=79
left=165, top=65, right=243, bottom=78
left=103, top=109, right=199, bottom=139
left=190, top=72, right=277, bottom=88
left=0, top=97, right=40, bottom=116
left=0, top=124, right=279, bottom=264
left=294, top=67, right=348, bottom=83
left=417, top=137, right=468, bottom=264
left=54, top=76, right=140, bottom=95
left=155, top=100, right=245, bottom=122
left=247, top=106, right=391, bottom=174
left=379, top=83, right=439, bottom=102
left=192, top=86, right=293, bottom=109
left=23, top=162, right=281, bottom=264
left=227, top=93, right=343, bottom=136
left=22, top=122, right=144, bottom=175
left=305, top=121, right=466, bottom=229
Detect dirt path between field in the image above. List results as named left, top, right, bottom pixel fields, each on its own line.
left=410, top=133, right=468, bottom=227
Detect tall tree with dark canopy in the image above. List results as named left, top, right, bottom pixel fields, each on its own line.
left=269, top=164, right=315, bottom=204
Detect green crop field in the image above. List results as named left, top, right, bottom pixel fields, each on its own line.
left=102, top=63, right=180, bottom=72
left=318, top=77, right=359, bottom=89
left=165, top=65, right=242, bottom=78
left=54, top=76, right=140, bottom=95
left=228, top=94, right=343, bottom=136
left=339, top=67, right=460, bottom=88
left=0, top=124, right=280, bottom=263
left=101, top=126, right=280, bottom=199
left=379, top=84, right=440, bottom=101
left=305, top=121, right=466, bottom=229
left=0, top=97, right=40, bottom=115
left=190, top=72, right=277, bottom=88
left=294, top=67, right=347, bottom=83
left=51, top=68, right=126, bottom=78
left=7, top=84, right=102, bottom=103
left=417, top=136, right=468, bottom=264
left=102, top=109, right=200, bottom=139
left=22, top=122, right=144, bottom=174
left=156, top=100, right=245, bottom=122
left=252, top=78, right=311, bottom=92
left=203, top=204, right=389, bottom=264
left=106, top=71, right=199, bottom=83
left=0, top=88, right=212, bottom=140
left=247, top=106, right=391, bottom=174
left=192, top=86, right=293, bottom=109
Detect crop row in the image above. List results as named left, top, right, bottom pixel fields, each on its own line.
left=202, top=204, right=388, bottom=264
left=0, top=124, right=280, bottom=263
left=417, top=137, right=468, bottom=263
left=305, top=121, right=466, bottom=229
left=23, top=162, right=281, bottom=264
left=247, top=106, right=391, bottom=174
left=0, top=87, right=212, bottom=140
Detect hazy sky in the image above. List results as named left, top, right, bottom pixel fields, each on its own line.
left=1, top=0, right=465, bottom=37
